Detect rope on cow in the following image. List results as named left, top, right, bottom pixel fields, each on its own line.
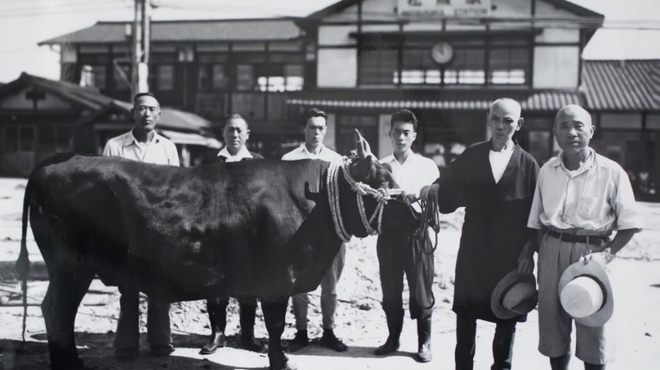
left=327, top=158, right=392, bottom=242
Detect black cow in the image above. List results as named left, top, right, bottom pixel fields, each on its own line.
left=16, top=138, right=416, bottom=370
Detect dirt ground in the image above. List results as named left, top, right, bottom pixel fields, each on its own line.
left=0, top=178, right=659, bottom=370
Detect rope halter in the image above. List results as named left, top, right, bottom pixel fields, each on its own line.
left=326, top=157, right=394, bottom=242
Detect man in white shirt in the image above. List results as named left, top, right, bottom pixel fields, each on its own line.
left=521, top=105, right=643, bottom=370
left=376, top=109, right=439, bottom=363
left=282, top=108, right=348, bottom=352
left=103, top=92, right=179, bottom=360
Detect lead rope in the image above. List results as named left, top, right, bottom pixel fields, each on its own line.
left=327, top=158, right=393, bottom=242
left=412, top=191, right=441, bottom=310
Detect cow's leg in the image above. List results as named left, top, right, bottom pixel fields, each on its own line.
left=42, top=268, right=93, bottom=370
left=261, top=297, right=293, bottom=370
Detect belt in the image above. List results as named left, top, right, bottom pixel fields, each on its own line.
left=546, top=230, right=609, bottom=245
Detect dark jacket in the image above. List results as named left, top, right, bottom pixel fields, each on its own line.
left=436, top=141, right=539, bottom=322
left=201, top=150, right=263, bottom=165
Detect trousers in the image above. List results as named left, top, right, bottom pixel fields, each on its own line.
left=292, top=242, right=346, bottom=330
left=376, top=228, right=434, bottom=320
left=455, top=315, right=517, bottom=370
left=114, top=284, right=172, bottom=350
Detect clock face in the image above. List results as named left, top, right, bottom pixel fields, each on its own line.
left=431, top=42, right=454, bottom=65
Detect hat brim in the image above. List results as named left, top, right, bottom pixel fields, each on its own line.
left=558, top=260, right=613, bottom=327
left=491, top=270, right=538, bottom=320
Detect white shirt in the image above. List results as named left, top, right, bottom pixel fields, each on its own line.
left=103, top=130, right=179, bottom=166
left=527, top=148, right=643, bottom=234
left=218, top=146, right=253, bottom=162
left=489, top=146, right=515, bottom=184
left=380, top=152, right=440, bottom=197
left=281, top=144, right=342, bottom=162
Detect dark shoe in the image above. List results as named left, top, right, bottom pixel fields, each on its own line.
left=114, top=347, right=139, bottom=361
left=149, top=344, right=175, bottom=357
left=320, top=330, right=348, bottom=352
left=200, top=332, right=227, bottom=355
left=416, top=317, right=432, bottom=363
left=288, top=330, right=309, bottom=352
left=240, top=334, right=264, bottom=353
left=374, top=337, right=399, bottom=356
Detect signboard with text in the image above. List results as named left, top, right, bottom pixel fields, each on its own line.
left=398, top=0, right=492, bottom=18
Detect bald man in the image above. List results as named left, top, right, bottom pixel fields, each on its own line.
left=521, top=105, right=643, bottom=370
left=423, top=98, right=539, bottom=370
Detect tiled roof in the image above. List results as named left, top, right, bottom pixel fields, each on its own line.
left=0, top=72, right=113, bottom=110
left=287, top=89, right=584, bottom=112
left=39, top=18, right=303, bottom=45
left=581, top=60, right=660, bottom=111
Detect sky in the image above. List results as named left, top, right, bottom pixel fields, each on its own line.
left=0, top=0, right=659, bottom=83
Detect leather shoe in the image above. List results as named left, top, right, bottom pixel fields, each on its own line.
left=149, top=345, right=175, bottom=357
left=200, top=333, right=227, bottom=355
left=240, top=336, right=264, bottom=352
left=320, top=330, right=348, bottom=352
left=114, top=347, right=139, bottom=361
left=288, top=330, right=309, bottom=352
left=374, top=337, right=399, bottom=356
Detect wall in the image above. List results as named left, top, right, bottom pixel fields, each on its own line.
left=326, top=113, right=338, bottom=150
left=317, top=49, right=358, bottom=87
left=378, top=114, right=392, bottom=159
left=533, top=46, right=580, bottom=88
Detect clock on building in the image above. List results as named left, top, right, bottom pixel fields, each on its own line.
left=430, top=41, right=454, bottom=65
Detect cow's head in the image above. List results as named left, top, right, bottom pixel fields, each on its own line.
left=333, top=131, right=415, bottom=238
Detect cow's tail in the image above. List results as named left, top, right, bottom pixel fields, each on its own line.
left=16, top=177, right=33, bottom=343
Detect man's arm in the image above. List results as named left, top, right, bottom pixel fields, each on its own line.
left=517, top=229, right=543, bottom=275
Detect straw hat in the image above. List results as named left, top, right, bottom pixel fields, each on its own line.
left=491, top=270, right=538, bottom=320
left=558, top=259, right=613, bottom=327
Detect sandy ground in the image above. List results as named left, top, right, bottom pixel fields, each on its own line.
left=0, top=178, right=659, bottom=370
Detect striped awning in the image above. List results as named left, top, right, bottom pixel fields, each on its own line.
left=287, top=90, right=584, bottom=112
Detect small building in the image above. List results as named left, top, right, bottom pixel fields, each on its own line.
left=0, top=73, right=219, bottom=176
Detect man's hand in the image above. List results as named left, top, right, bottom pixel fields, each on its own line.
left=585, top=249, right=615, bottom=268
left=420, top=184, right=439, bottom=203
left=517, top=239, right=536, bottom=275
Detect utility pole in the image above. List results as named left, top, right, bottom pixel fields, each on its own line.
left=131, top=0, right=150, bottom=98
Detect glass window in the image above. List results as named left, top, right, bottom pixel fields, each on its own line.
left=212, top=65, right=229, bottom=90
left=236, top=64, right=254, bottom=91
left=489, top=48, right=529, bottom=84
left=359, top=49, right=398, bottom=85
left=284, top=64, right=304, bottom=91
left=198, top=65, right=209, bottom=91
left=445, top=49, right=485, bottom=85
left=80, top=65, right=106, bottom=89
left=156, top=65, right=174, bottom=91
left=113, top=64, right=130, bottom=90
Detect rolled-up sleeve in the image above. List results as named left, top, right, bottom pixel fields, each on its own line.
left=527, top=175, right=545, bottom=230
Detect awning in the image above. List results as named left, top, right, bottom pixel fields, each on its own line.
left=159, top=129, right=222, bottom=149
left=287, top=89, right=585, bottom=112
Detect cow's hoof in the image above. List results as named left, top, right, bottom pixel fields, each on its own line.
left=200, top=333, right=227, bottom=355
left=114, top=348, right=139, bottom=361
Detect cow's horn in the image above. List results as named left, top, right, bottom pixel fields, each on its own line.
left=354, top=129, right=372, bottom=159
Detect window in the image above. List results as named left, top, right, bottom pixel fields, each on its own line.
left=212, top=65, right=229, bottom=89
left=358, top=35, right=531, bottom=86
left=256, top=64, right=305, bottom=92
left=113, top=64, right=130, bottom=90
left=489, top=48, right=529, bottom=84
left=198, top=66, right=210, bottom=91
left=4, top=126, right=18, bottom=153
left=236, top=65, right=254, bottom=91
left=80, top=65, right=106, bottom=89
left=156, top=65, right=174, bottom=91
left=359, top=49, right=398, bottom=85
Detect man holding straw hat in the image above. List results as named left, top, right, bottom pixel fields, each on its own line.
left=521, top=104, right=643, bottom=370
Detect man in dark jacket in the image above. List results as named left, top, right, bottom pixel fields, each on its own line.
left=424, top=98, right=539, bottom=370
left=199, top=113, right=263, bottom=355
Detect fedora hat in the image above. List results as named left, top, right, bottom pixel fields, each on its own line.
left=558, top=259, right=613, bottom=327
left=491, top=270, right=538, bottom=320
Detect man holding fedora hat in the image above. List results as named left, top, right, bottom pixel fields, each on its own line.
left=423, top=98, right=539, bottom=370
left=522, top=104, right=643, bottom=370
